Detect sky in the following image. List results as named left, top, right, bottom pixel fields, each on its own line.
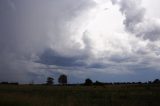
left=0, top=0, right=160, bottom=84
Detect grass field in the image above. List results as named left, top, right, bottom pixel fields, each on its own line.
left=0, top=84, right=160, bottom=106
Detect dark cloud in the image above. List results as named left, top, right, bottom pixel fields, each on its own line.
left=36, top=48, right=108, bottom=69
left=138, top=22, right=160, bottom=41
left=37, top=49, right=86, bottom=67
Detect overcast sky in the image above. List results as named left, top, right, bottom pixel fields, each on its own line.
left=0, top=0, right=160, bottom=84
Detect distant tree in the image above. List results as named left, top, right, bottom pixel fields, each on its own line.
left=46, top=77, right=54, bottom=85
left=1, top=82, right=9, bottom=84
left=84, top=78, right=93, bottom=86
left=148, top=81, right=152, bottom=84
left=153, top=79, right=160, bottom=84
left=94, top=81, right=104, bottom=86
left=0, top=82, right=19, bottom=85
left=10, top=82, right=19, bottom=85
left=58, top=74, right=67, bottom=85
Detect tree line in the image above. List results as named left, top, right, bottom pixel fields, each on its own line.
left=46, top=76, right=160, bottom=86
left=0, top=75, right=160, bottom=86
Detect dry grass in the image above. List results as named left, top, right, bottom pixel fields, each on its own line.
left=0, top=84, right=160, bottom=106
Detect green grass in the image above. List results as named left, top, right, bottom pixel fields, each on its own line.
left=0, top=84, right=160, bottom=106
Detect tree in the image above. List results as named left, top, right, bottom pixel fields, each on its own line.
left=46, top=77, right=54, bottom=85
left=58, top=74, right=67, bottom=85
left=94, top=81, right=104, bottom=86
left=153, top=79, right=160, bottom=84
left=84, top=78, right=93, bottom=86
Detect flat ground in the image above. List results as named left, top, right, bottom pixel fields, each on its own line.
left=0, top=84, right=160, bottom=106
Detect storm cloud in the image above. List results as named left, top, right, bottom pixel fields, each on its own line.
left=0, top=0, right=160, bottom=83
